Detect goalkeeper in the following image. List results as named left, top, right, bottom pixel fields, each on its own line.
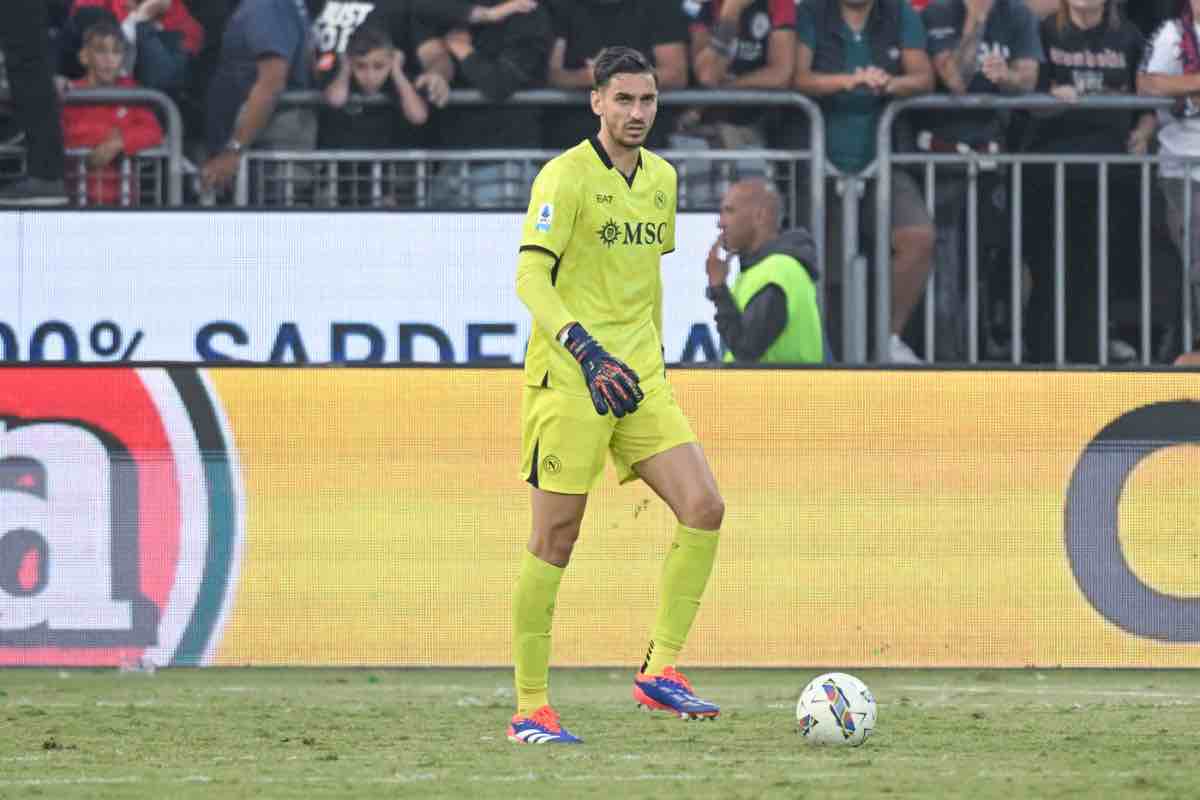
left=508, top=46, right=725, bottom=745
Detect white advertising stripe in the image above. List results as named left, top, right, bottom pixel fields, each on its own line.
left=0, top=214, right=17, bottom=313
left=3, top=211, right=723, bottom=364
left=135, top=368, right=211, bottom=667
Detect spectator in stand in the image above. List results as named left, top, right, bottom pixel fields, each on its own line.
left=1139, top=0, right=1200, bottom=345
left=57, top=5, right=119, bottom=81
left=919, top=0, right=1041, bottom=361
left=924, top=0, right=1041, bottom=150
left=315, top=1, right=439, bottom=140
left=358, top=1, right=543, bottom=112
left=70, top=0, right=203, bottom=92
left=320, top=25, right=428, bottom=143
left=317, top=25, right=427, bottom=205
left=793, top=0, right=935, bottom=362
left=543, top=0, right=688, bottom=150
left=63, top=20, right=165, bottom=205
left=683, top=0, right=795, bottom=184
left=426, top=0, right=552, bottom=207
left=0, top=0, right=69, bottom=204
left=689, top=0, right=796, bottom=93
left=1019, top=0, right=1171, bottom=363
left=200, top=0, right=323, bottom=197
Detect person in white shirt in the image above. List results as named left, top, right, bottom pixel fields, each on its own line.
left=1139, top=0, right=1200, bottom=313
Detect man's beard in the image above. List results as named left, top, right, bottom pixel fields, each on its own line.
left=613, top=126, right=649, bottom=148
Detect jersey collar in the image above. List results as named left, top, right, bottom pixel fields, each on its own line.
left=589, top=135, right=644, bottom=188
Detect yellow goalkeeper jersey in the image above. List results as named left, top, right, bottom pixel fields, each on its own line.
left=518, top=136, right=677, bottom=396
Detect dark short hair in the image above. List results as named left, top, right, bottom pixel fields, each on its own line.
left=346, top=25, right=394, bottom=58
left=592, top=46, right=656, bottom=90
left=81, top=20, right=127, bottom=50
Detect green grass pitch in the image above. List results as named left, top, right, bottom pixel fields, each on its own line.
left=1, top=668, right=1198, bottom=799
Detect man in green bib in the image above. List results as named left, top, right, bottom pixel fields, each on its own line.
left=704, top=178, right=825, bottom=363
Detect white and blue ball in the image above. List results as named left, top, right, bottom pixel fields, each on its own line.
left=795, top=672, right=877, bottom=746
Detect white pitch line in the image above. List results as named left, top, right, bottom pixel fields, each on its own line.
left=0, top=777, right=140, bottom=787
left=0, top=769, right=934, bottom=789
left=0, top=773, right=441, bottom=788
left=892, top=684, right=1200, bottom=700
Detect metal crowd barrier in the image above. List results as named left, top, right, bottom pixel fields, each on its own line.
left=267, top=88, right=827, bottom=282
left=0, top=88, right=182, bottom=205
left=64, top=146, right=169, bottom=207
left=61, top=88, right=184, bottom=205
left=235, top=146, right=809, bottom=209
left=875, top=94, right=1183, bottom=366
left=10, top=87, right=1193, bottom=366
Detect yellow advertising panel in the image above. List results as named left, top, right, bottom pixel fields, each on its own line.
left=3, top=367, right=1197, bottom=668
left=203, top=368, right=1200, bottom=668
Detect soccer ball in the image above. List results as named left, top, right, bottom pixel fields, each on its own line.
left=795, top=672, right=877, bottom=746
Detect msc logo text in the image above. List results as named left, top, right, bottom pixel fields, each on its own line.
left=596, top=219, right=669, bottom=249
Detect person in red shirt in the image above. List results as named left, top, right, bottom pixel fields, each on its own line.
left=62, top=20, right=165, bottom=206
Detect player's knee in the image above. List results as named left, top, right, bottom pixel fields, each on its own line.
left=530, top=517, right=583, bottom=566
left=682, top=492, right=725, bottom=532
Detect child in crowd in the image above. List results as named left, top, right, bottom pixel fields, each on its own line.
left=69, top=0, right=203, bottom=91
left=318, top=24, right=429, bottom=206
left=62, top=20, right=164, bottom=206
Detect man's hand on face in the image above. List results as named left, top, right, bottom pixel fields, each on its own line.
left=706, top=239, right=731, bottom=287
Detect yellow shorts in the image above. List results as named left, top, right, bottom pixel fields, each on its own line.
left=518, top=382, right=698, bottom=494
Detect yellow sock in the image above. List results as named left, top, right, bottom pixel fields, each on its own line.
left=513, top=549, right=564, bottom=716
left=641, top=523, right=720, bottom=676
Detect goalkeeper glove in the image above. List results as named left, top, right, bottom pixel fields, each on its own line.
left=561, top=322, right=644, bottom=418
